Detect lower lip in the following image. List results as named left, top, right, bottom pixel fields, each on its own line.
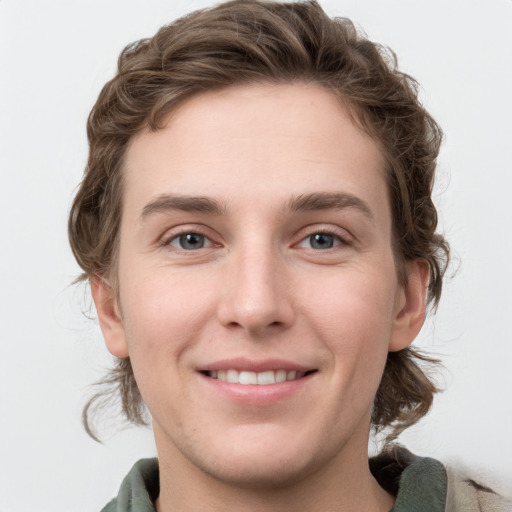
left=199, top=372, right=316, bottom=406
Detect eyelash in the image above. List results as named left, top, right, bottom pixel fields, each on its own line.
left=161, top=227, right=352, bottom=252
left=162, top=231, right=216, bottom=251
left=296, top=229, right=352, bottom=250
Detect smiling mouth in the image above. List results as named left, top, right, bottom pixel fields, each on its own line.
left=202, top=369, right=317, bottom=385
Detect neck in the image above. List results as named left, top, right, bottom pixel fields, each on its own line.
left=154, top=429, right=394, bottom=512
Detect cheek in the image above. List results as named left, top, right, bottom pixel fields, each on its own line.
left=302, top=266, right=397, bottom=341
left=117, top=269, right=218, bottom=414
left=300, top=265, right=397, bottom=385
left=119, top=268, right=217, bottom=360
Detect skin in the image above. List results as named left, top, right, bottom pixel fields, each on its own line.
left=92, top=83, right=428, bottom=511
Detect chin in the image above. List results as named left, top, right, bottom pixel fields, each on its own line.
left=199, top=451, right=319, bottom=490
left=179, top=427, right=332, bottom=490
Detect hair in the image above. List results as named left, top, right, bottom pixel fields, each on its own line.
left=69, top=0, right=449, bottom=443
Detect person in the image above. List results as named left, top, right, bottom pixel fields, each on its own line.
left=68, top=0, right=511, bottom=510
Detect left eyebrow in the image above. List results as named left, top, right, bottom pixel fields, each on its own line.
left=140, top=194, right=226, bottom=220
left=286, top=192, right=374, bottom=221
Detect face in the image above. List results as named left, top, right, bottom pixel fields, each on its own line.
left=94, top=83, right=426, bottom=488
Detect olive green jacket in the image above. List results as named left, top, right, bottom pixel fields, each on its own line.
left=101, top=447, right=511, bottom=512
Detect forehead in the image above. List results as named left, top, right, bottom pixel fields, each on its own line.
left=122, top=83, right=388, bottom=218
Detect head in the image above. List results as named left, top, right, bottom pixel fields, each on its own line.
left=69, top=0, right=448, bottom=445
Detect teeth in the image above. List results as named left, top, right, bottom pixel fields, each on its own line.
left=226, top=369, right=238, bottom=383
left=275, top=370, right=287, bottom=383
left=257, top=370, right=275, bottom=385
left=207, top=369, right=308, bottom=385
left=239, top=371, right=258, bottom=385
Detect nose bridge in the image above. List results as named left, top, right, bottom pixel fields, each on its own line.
left=219, top=235, right=293, bottom=333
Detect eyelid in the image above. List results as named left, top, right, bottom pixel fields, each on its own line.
left=159, top=224, right=221, bottom=250
left=168, top=233, right=215, bottom=249
left=294, top=225, right=354, bottom=248
left=156, top=223, right=353, bottom=251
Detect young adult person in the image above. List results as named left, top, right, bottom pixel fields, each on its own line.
left=68, top=1, right=511, bottom=510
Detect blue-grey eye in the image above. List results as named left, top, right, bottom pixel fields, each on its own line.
left=309, top=233, right=335, bottom=249
left=171, top=233, right=206, bottom=250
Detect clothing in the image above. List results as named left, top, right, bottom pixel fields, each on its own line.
left=444, top=465, right=512, bottom=512
left=101, top=447, right=511, bottom=512
left=370, top=446, right=511, bottom=512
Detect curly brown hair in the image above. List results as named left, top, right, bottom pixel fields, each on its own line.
left=69, top=0, right=449, bottom=442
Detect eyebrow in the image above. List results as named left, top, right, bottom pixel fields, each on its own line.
left=141, top=194, right=226, bottom=219
left=140, top=191, right=374, bottom=221
left=287, top=192, right=374, bottom=220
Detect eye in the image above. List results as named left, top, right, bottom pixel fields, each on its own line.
left=167, top=232, right=212, bottom=250
left=297, top=232, right=347, bottom=250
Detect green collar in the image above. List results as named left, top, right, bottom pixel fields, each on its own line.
left=370, top=446, right=447, bottom=512
left=103, top=447, right=447, bottom=512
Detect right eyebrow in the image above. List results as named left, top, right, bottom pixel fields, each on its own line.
left=286, top=191, right=374, bottom=221
left=140, top=194, right=226, bottom=220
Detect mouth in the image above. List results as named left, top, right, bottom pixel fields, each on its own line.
left=201, top=369, right=317, bottom=385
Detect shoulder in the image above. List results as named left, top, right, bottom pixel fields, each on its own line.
left=444, top=463, right=512, bottom=512
left=100, top=458, right=159, bottom=512
left=371, top=446, right=447, bottom=511
left=371, top=445, right=512, bottom=512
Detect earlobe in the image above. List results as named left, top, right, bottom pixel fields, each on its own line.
left=90, top=277, right=129, bottom=358
left=389, top=260, right=430, bottom=352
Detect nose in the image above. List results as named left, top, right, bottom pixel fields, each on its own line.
left=217, top=244, right=295, bottom=335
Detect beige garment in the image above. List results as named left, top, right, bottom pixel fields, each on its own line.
left=445, top=465, right=512, bottom=512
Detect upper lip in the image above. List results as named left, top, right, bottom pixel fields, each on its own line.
left=198, top=357, right=315, bottom=373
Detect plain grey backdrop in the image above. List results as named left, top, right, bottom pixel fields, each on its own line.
left=1, top=0, right=511, bottom=510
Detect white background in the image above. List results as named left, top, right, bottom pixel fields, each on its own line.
left=1, top=0, right=511, bottom=510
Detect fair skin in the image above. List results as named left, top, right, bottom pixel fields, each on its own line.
left=92, top=83, right=428, bottom=512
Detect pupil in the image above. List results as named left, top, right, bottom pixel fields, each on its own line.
left=180, top=233, right=204, bottom=250
left=311, top=233, right=334, bottom=249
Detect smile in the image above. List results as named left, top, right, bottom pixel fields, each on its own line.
left=205, top=369, right=315, bottom=385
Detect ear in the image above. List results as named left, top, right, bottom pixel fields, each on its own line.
left=90, top=277, right=129, bottom=358
left=389, top=259, right=430, bottom=352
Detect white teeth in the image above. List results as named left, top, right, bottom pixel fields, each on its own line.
left=239, top=371, right=258, bottom=385
left=207, top=369, right=309, bottom=385
left=257, top=371, right=275, bottom=385
left=275, top=370, right=287, bottom=383
left=287, top=370, right=297, bottom=380
left=226, top=369, right=238, bottom=383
